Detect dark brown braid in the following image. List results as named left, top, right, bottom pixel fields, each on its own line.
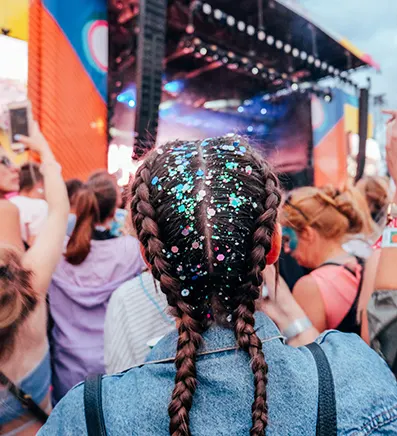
left=131, top=153, right=205, bottom=436
left=130, top=138, right=281, bottom=436
left=233, top=166, right=281, bottom=435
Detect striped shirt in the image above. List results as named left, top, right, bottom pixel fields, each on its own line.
left=104, top=271, right=175, bottom=374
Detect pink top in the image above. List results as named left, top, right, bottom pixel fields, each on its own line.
left=310, top=262, right=362, bottom=329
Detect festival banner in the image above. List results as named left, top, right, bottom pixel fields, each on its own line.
left=0, top=0, right=29, bottom=41
left=28, top=0, right=108, bottom=180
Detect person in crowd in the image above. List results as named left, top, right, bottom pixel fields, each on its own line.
left=0, top=146, right=20, bottom=199
left=356, top=176, right=390, bottom=225
left=104, top=268, right=175, bottom=374
left=0, top=125, right=69, bottom=435
left=281, top=186, right=367, bottom=335
left=65, top=178, right=84, bottom=236
left=39, top=137, right=397, bottom=435
left=365, top=110, right=397, bottom=369
left=9, top=163, right=49, bottom=248
left=48, top=170, right=145, bottom=403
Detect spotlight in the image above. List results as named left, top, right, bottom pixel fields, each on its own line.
left=214, top=9, right=223, bottom=20
left=247, top=25, right=255, bottom=36
left=241, top=57, right=249, bottom=65
left=324, top=93, right=332, bottom=103
left=292, top=48, right=299, bottom=57
left=222, top=56, right=229, bottom=64
left=300, top=51, right=307, bottom=60
left=340, top=71, right=348, bottom=78
left=307, top=55, right=314, bottom=64
left=266, top=35, right=274, bottom=45
left=284, top=44, right=291, bottom=53
left=314, top=59, right=321, bottom=68
left=258, top=30, right=266, bottom=41
left=252, top=67, right=259, bottom=75
left=334, top=69, right=340, bottom=76
left=237, top=21, right=246, bottom=31
left=261, top=72, right=268, bottom=79
left=291, top=83, right=299, bottom=91
left=238, top=106, right=244, bottom=113
left=261, top=108, right=267, bottom=115
left=202, top=3, right=212, bottom=15
left=226, top=15, right=235, bottom=26
left=321, top=62, right=328, bottom=70
left=247, top=126, right=254, bottom=133
left=186, top=24, right=194, bottom=34
left=274, top=40, right=283, bottom=50
left=200, top=47, right=208, bottom=55
left=128, top=100, right=136, bottom=108
left=328, top=65, right=334, bottom=73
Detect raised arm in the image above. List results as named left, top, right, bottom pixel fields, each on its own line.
left=17, top=123, right=69, bottom=295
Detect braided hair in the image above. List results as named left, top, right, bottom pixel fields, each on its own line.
left=131, top=137, right=281, bottom=436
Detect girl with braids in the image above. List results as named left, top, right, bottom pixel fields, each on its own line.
left=40, top=137, right=397, bottom=435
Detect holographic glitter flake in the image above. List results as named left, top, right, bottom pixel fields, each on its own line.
left=156, top=148, right=164, bottom=155
left=226, top=162, right=238, bottom=170
left=207, top=207, right=216, bottom=217
left=182, top=227, right=190, bottom=236
left=192, top=241, right=199, bottom=249
left=226, top=314, right=232, bottom=322
left=181, top=289, right=190, bottom=297
left=217, top=254, right=225, bottom=261
left=151, top=176, right=159, bottom=185
left=245, top=166, right=253, bottom=175
left=171, top=246, right=179, bottom=253
left=178, top=205, right=186, bottom=213
left=196, top=169, right=204, bottom=177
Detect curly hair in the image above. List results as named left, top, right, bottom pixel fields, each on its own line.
left=130, top=137, right=281, bottom=435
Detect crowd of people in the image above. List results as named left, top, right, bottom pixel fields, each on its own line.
left=0, top=112, right=397, bottom=435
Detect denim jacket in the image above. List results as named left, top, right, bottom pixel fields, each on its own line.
left=39, top=313, right=397, bottom=435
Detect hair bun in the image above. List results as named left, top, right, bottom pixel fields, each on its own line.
left=334, top=191, right=363, bottom=234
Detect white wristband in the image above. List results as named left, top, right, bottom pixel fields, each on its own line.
left=282, top=317, right=312, bottom=340
left=381, top=227, right=397, bottom=248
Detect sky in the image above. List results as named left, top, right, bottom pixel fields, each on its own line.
left=298, top=0, right=397, bottom=108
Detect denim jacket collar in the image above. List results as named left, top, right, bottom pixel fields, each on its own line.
left=146, top=312, right=284, bottom=363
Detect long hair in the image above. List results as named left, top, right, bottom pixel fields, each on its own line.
left=0, top=248, right=37, bottom=362
left=130, top=137, right=281, bottom=436
left=65, top=171, right=118, bottom=265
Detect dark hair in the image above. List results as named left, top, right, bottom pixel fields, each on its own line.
left=0, top=248, right=37, bottom=362
left=65, top=171, right=118, bottom=265
left=66, top=178, right=84, bottom=207
left=19, top=163, right=43, bottom=192
left=131, top=137, right=281, bottom=435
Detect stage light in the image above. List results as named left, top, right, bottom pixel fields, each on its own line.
left=328, top=65, right=334, bottom=73
left=324, top=92, right=332, bottom=103
left=256, top=63, right=264, bottom=69
left=261, top=108, right=267, bottom=115
left=292, top=48, right=299, bottom=57
left=252, top=67, right=259, bottom=75
left=212, top=54, right=219, bottom=60
left=222, top=56, right=229, bottom=64
left=200, top=47, right=208, bottom=55
left=164, top=80, right=184, bottom=93
left=214, top=9, right=223, bottom=20
left=186, top=24, right=195, bottom=34
left=266, top=35, right=274, bottom=45
left=128, top=99, right=136, bottom=108
left=291, top=83, right=299, bottom=91
left=275, top=40, right=283, bottom=49
left=261, top=72, right=268, bottom=79
left=237, top=21, right=246, bottom=31
left=247, top=126, right=254, bottom=133
left=314, top=59, right=321, bottom=68
left=258, top=30, right=266, bottom=41
left=340, top=71, right=348, bottom=78
left=241, top=57, right=249, bottom=65
left=237, top=106, right=244, bottom=113
left=300, top=51, right=307, bottom=60
left=334, top=69, right=340, bottom=76
left=247, top=25, right=255, bottom=36
left=284, top=44, right=291, bottom=53
left=202, top=3, right=212, bottom=15
left=308, top=55, right=314, bottom=64
left=193, top=38, right=201, bottom=45
left=226, top=15, right=235, bottom=26
left=321, top=62, right=328, bottom=70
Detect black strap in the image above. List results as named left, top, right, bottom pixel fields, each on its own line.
left=0, top=371, right=48, bottom=424
left=84, top=374, right=108, bottom=436
left=306, top=343, right=337, bottom=436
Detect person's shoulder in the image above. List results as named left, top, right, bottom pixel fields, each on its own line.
left=316, top=330, right=397, bottom=433
left=0, top=198, right=19, bottom=214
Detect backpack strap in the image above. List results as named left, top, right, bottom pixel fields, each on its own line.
left=84, top=374, right=107, bottom=436
left=306, top=342, right=337, bottom=436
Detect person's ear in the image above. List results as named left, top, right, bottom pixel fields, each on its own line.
left=140, top=244, right=152, bottom=270
left=266, top=223, right=282, bottom=266
left=300, top=226, right=315, bottom=243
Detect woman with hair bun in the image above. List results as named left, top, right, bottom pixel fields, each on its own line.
left=39, top=137, right=397, bottom=435
left=281, top=185, right=366, bottom=334
left=0, top=124, right=69, bottom=435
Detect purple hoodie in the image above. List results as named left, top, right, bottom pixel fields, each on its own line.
left=49, top=235, right=145, bottom=403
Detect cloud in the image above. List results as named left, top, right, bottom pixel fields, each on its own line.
left=299, top=0, right=397, bottom=107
